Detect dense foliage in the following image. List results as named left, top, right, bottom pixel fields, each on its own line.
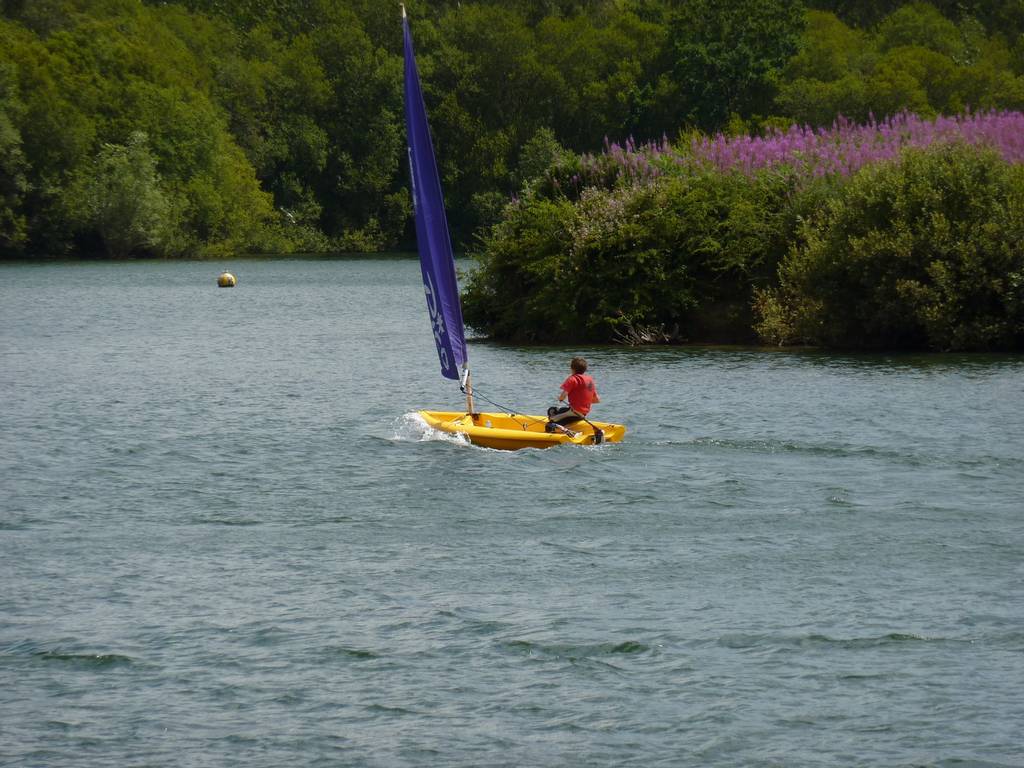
left=755, top=144, right=1024, bottom=350
left=1, top=0, right=1024, bottom=260
left=0, top=1, right=286, bottom=256
left=465, top=112, right=1024, bottom=350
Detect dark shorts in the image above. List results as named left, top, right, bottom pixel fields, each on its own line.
left=547, top=405, right=584, bottom=425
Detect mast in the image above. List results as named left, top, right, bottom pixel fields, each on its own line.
left=461, top=367, right=475, bottom=415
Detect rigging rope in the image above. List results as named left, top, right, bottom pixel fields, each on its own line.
left=461, top=384, right=596, bottom=439
left=460, top=385, right=547, bottom=429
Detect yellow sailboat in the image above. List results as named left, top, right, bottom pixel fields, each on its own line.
left=417, top=411, right=626, bottom=450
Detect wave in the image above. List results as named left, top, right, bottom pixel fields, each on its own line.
left=186, top=516, right=264, bottom=526
left=684, top=436, right=1024, bottom=472
left=2, top=645, right=134, bottom=668
left=390, top=412, right=471, bottom=447
left=502, top=639, right=652, bottom=660
left=2, top=638, right=137, bottom=667
left=366, top=703, right=416, bottom=716
left=32, top=650, right=134, bottom=666
left=321, top=645, right=379, bottom=660
left=714, top=631, right=953, bottom=651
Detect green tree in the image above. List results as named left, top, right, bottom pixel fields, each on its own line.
left=410, top=4, right=553, bottom=240
left=307, top=8, right=405, bottom=246
left=0, top=109, right=28, bottom=252
left=775, top=11, right=873, bottom=124
left=0, top=56, right=28, bottom=253
left=516, top=126, right=567, bottom=187
left=876, top=2, right=963, bottom=57
left=67, top=132, right=170, bottom=257
left=809, top=0, right=1024, bottom=40
left=668, top=0, right=805, bottom=131
left=785, top=10, right=869, bottom=83
left=535, top=10, right=665, bottom=146
left=774, top=5, right=1024, bottom=127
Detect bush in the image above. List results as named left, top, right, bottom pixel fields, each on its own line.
left=462, top=195, right=575, bottom=340
left=756, top=143, right=1024, bottom=350
left=464, top=165, right=817, bottom=342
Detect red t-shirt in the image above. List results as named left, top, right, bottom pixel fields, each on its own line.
left=561, top=373, right=598, bottom=415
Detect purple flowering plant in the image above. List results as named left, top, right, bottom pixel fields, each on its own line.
left=539, top=111, right=1024, bottom=199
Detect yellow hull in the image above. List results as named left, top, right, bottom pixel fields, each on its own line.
left=417, top=410, right=626, bottom=450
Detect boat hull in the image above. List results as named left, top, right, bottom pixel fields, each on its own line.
left=417, top=411, right=625, bottom=450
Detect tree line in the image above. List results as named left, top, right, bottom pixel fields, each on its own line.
left=1, top=0, right=1023, bottom=261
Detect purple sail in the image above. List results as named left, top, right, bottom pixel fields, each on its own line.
left=403, top=13, right=467, bottom=380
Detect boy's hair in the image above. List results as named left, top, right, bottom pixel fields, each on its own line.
left=570, top=356, right=588, bottom=374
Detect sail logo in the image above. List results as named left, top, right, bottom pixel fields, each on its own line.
left=423, top=273, right=451, bottom=371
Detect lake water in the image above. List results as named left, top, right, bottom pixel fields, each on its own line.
left=2, top=257, right=1023, bottom=767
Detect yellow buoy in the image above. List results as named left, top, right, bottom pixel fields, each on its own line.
left=217, top=271, right=237, bottom=288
